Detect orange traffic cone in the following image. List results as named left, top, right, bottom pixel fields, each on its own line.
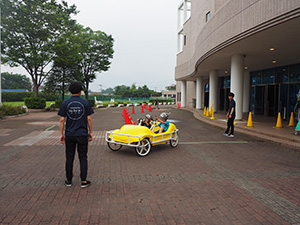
left=288, top=112, right=295, bottom=127
left=273, top=112, right=283, bottom=128
left=132, top=106, right=135, bottom=114
left=245, top=112, right=254, bottom=128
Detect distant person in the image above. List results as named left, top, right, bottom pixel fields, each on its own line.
left=224, top=92, right=235, bottom=138
left=154, top=98, right=159, bottom=110
left=58, top=82, right=94, bottom=188
left=155, top=112, right=170, bottom=133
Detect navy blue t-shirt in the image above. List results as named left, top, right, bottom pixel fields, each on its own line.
left=228, top=99, right=236, bottom=117
left=58, top=96, right=94, bottom=137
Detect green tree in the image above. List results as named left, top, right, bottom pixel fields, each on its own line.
left=102, top=87, right=114, bottom=95
left=77, top=27, right=114, bottom=99
left=44, top=27, right=82, bottom=100
left=114, top=85, right=130, bottom=97
left=1, top=72, right=32, bottom=90
left=114, top=84, right=160, bottom=98
left=1, top=0, right=77, bottom=97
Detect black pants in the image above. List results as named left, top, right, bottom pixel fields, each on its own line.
left=65, top=136, right=88, bottom=181
left=225, top=117, right=235, bottom=135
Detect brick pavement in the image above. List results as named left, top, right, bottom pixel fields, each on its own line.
left=0, top=107, right=300, bottom=224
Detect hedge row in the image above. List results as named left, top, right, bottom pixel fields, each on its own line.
left=0, top=105, right=26, bottom=118
left=24, top=97, right=46, bottom=109
left=149, top=98, right=174, bottom=104
left=1, top=91, right=59, bottom=102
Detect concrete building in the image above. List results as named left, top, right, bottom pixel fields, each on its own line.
left=175, top=0, right=300, bottom=120
left=162, top=90, right=176, bottom=99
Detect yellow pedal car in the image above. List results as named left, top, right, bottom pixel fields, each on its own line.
left=105, top=122, right=179, bottom=157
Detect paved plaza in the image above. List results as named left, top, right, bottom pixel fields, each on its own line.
left=0, top=107, right=300, bottom=225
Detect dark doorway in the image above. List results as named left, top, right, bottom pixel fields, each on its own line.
left=219, top=88, right=230, bottom=111
left=204, top=92, right=209, bottom=107
left=255, top=86, right=265, bottom=115
left=204, top=83, right=209, bottom=107
left=219, top=89, right=225, bottom=111
left=267, top=85, right=279, bottom=117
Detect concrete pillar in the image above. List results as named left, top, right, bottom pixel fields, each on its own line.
left=243, top=70, right=250, bottom=113
left=181, top=80, right=186, bottom=108
left=209, top=70, right=218, bottom=112
left=230, top=54, right=244, bottom=120
left=196, top=77, right=203, bottom=109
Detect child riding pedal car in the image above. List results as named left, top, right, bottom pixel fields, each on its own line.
left=155, top=112, right=170, bottom=133
left=137, top=114, right=153, bottom=129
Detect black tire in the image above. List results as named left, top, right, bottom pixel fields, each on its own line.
left=135, top=138, right=151, bottom=157
left=107, top=142, right=122, bottom=151
left=170, top=132, right=179, bottom=148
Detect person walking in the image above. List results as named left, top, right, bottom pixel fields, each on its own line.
left=224, top=92, right=235, bottom=138
left=58, top=82, right=94, bottom=188
left=154, top=98, right=159, bottom=110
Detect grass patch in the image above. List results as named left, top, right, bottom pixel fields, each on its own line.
left=3, top=101, right=55, bottom=108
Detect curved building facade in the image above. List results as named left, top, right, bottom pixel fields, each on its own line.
left=175, top=0, right=300, bottom=120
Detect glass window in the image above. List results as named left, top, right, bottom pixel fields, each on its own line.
left=224, top=77, right=230, bottom=88
left=251, top=71, right=262, bottom=85
left=275, top=66, right=288, bottom=83
left=262, top=69, right=275, bottom=84
left=290, top=64, right=300, bottom=82
left=289, top=83, right=300, bottom=115
left=205, top=83, right=209, bottom=92
left=250, top=87, right=255, bottom=114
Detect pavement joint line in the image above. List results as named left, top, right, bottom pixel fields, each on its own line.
left=180, top=141, right=248, bottom=144
left=45, top=125, right=56, bottom=131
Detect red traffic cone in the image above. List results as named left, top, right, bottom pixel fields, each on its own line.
left=141, top=106, right=144, bottom=113
left=149, top=105, right=152, bottom=112
left=132, top=106, right=135, bottom=114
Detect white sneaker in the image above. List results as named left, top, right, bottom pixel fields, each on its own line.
left=228, top=134, right=234, bottom=138
left=223, top=133, right=228, bottom=136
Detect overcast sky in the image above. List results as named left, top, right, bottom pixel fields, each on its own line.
left=2, top=0, right=179, bottom=92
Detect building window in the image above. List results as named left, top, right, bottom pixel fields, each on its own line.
left=177, top=0, right=191, bottom=53
left=177, top=30, right=184, bottom=52
left=262, top=69, right=275, bottom=84
left=290, top=63, right=300, bottom=82
left=275, top=66, right=288, bottom=83
left=206, top=11, right=211, bottom=22
left=251, top=71, right=262, bottom=85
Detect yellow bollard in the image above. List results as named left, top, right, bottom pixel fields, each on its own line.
left=273, top=112, right=283, bottom=128
left=288, top=112, right=295, bottom=127
left=206, top=106, right=210, bottom=117
left=245, top=112, right=254, bottom=128
left=210, top=102, right=215, bottom=120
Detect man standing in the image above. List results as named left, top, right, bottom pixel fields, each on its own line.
left=58, top=82, right=94, bottom=188
left=224, top=92, right=235, bottom=138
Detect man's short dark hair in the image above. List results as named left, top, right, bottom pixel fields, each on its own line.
left=228, top=92, right=235, bottom=97
left=69, top=82, right=83, bottom=94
